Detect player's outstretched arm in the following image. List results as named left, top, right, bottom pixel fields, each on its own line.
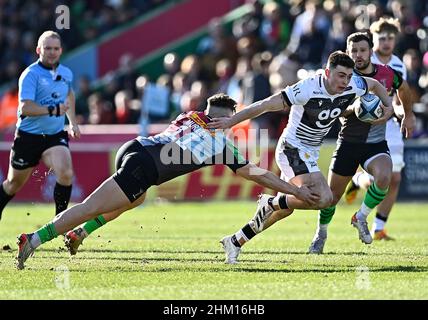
left=364, top=77, right=394, bottom=125
left=207, top=92, right=288, bottom=129
left=236, top=163, right=320, bottom=206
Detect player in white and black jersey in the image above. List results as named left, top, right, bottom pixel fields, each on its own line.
left=345, top=18, right=415, bottom=241
left=208, top=51, right=394, bottom=264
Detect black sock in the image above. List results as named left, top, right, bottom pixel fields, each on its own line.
left=278, top=195, right=289, bottom=210
left=54, top=183, right=72, bottom=216
left=375, top=212, right=388, bottom=222
left=231, top=235, right=241, bottom=248
left=0, top=184, right=14, bottom=220
left=242, top=223, right=257, bottom=240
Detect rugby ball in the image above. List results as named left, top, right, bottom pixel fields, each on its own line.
left=354, top=94, right=384, bottom=123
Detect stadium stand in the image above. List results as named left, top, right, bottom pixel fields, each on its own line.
left=0, top=0, right=427, bottom=135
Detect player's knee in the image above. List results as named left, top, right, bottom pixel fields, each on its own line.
left=390, top=173, right=401, bottom=186
left=57, top=168, right=73, bottom=185
left=330, top=193, right=342, bottom=206
left=318, top=191, right=333, bottom=209
left=374, top=173, right=391, bottom=190
left=4, top=178, right=23, bottom=194
left=80, top=199, right=100, bottom=218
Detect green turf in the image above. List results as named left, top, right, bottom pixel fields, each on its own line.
left=0, top=201, right=427, bottom=300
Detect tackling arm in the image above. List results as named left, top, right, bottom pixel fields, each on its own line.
left=235, top=163, right=320, bottom=206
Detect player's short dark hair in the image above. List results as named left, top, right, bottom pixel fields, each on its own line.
left=370, top=17, right=400, bottom=35
left=327, top=51, right=355, bottom=69
left=207, top=93, right=237, bottom=113
left=347, top=32, right=373, bottom=49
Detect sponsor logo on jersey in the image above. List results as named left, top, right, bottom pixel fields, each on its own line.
left=40, top=78, right=50, bottom=86
left=353, top=76, right=366, bottom=90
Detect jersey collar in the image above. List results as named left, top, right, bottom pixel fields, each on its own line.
left=354, top=64, right=377, bottom=78
left=37, top=60, right=60, bottom=70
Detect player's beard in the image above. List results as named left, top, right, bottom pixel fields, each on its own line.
left=356, top=59, right=371, bottom=71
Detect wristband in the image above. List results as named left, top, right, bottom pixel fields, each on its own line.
left=48, top=105, right=54, bottom=117
left=55, top=104, right=60, bottom=117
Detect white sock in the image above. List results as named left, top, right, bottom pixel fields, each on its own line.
left=318, top=223, right=328, bottom=233
left=373, top=217, right=386, bottom=231
left=30, top=233, right=42, bottom=248
left=356, top=203, right=372, bottom=221
left=352, top=172, right=363, bottom=186
left=80, top=228, right=89, bottom=239
left=234, top=229, right=248, bottom=243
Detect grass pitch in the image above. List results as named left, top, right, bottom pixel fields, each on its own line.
left=0, top=201, right=427, bottom=300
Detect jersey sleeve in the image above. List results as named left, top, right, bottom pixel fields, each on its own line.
left=223, top=138, right=249, bottom=173
left=18, top=69, right=37, bottom=102
left=351, top=75, right=369, bottom=97
left=390, top=67, right=404, bottom=90
left=67, top=70, right=74, bottom=93
left=281, top=78, right=311, bottom=107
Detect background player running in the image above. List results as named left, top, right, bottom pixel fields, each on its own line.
left=344, top=18, right=415, bottom=241
left=309, top=32, right=413, bottom=254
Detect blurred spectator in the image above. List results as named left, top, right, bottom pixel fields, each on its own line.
left=114, top=90, right=140, bottom=124
left=226, top=56, right=251, bottom=103
left=117, top=53, right=138, bottom=97
left=294, top=13, right=327, bottom=69
left=179, top=81, right=209, bottom=113
left=163, top=52, right=181, bottom=76
left=0, top=82, right=18, bottom=131
left=233, top=0, right=263, bottom=39
left=269, top=51, right=301, bottom=88
left=88, top=92, right=115, bottom=125
left=287, top=0, right=330, bottom=55
left=2, top=0, right=426, bottom=136
left=241, top=52, right=280, bottom=138
left=322, top=13, right=354, bottom=65
left=0, top=0, right=171, bottom=86
left=259, top=1, right=290, bottom=53
left=198, top=18, right=238, bottom=81
left=170, top=72, right=186, bottom=115
left=214, top=59, right=234, bottom=94
left=75, top=76, right=92, bottom=124
left=403, top=49, right=424, bottom=98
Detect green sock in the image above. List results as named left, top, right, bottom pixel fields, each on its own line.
left=36, top=223, right=59, bottom=244
left=82, top=215, right=107, bottom=236
left=364, top=182, right=389, bottom=209
left=319, top=206, right=336, bottom=225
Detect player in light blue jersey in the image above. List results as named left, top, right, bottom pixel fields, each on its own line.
left=0, top=31, right=80, bottom=221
